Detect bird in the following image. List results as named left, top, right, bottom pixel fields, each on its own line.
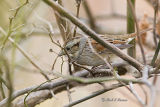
left=58, top=28, right=152, bottom=67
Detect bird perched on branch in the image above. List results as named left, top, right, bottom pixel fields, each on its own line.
left=58, top=28, right=152, bottom=66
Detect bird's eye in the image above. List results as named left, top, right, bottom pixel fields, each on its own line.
left=66, top=47, right=70, bottom=50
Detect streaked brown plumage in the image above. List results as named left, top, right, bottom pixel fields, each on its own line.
left=59, top=28, right=152, bottom=66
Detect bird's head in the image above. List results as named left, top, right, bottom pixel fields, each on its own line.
left=58, top=37, right=81, bottom=56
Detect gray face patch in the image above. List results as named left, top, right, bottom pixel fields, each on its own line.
left=65, top=39, right=80, bottom=50
left=58, top=38, right=80, bottom=56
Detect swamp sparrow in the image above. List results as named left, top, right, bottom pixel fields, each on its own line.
left=59, top=28, right=151, bottom=66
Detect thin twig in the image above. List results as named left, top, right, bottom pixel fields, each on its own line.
left=13, top=90, right=52, bottom=107
left=153, top=0, right=159, bottom=47
left=0, top=82, right=5, bottom=99
left=83, top=0, right=97, bottom=31
left=8, top=37, right=49, bottom=79
left=0, top=26, right=57, bottom=101
left=42, top=0, right=144, bottom=71
left=151, top=40, right=160, bottom=66
left=23, top=79, right=56, bottom=107
left=140, top=67, right=156, bottom=107
left=0, top=63, right=158, bottom=107
left=73, top=0, right=81, bottom=37
left=64, top=82, right=136, bottom=107
left=0, top=75, right=9, bottom=89
left=152, top=58, right=160, bottom=84
left=51, top=55, right=59, bottom=70
left=66, top=84, right=72, bottom=102
left=129, top=82, right=146, bottom=107
left=139, top=85, right=148, bottom=105
left=0, top=70, right=89, bottom=107
left=54, top=0, right=71, bottom=41
left=128, top=0, right=146, bottom=64
left=1, top=0, right=29, bottom=49
left=0, top=56, right=13, bottom=107
left=127, top=0, right=136, bottom=58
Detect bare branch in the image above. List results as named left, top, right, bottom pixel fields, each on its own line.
left=129, top=82, right=146, bottom=107
left=127, top=0, right=146, bottom=64
left=42, top=0, right=144, bottom=71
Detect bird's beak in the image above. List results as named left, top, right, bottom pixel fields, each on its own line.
left=58, top=50, right=65, bottom=56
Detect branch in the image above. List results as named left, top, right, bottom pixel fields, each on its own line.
left=13, top=90, right=52, bottom=107
left=82, top=0, right=97, bottom=31
left=42, top=0, right=144, bottom=71
left=1, top=0, right=29, bottom=49
left=0, top=70, right=88, bottom=107
left=128, top=0, right=146, bottom=64
left=0, top=61, right=139, bottom=107
left=64, top=83, right=124, bottom=107
left=129, top=82, right=146, bottom=107
left=1, top=63, right=159, bottom=107
left=152, top=0, right=159, bottom=46
left=127, top=0, right=136, bottom=58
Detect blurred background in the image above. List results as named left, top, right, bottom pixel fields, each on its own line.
left=0, top=0, right=160, bottom=107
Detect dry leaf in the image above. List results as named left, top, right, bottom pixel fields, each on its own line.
left=139, top=14, right=149, bottom=44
